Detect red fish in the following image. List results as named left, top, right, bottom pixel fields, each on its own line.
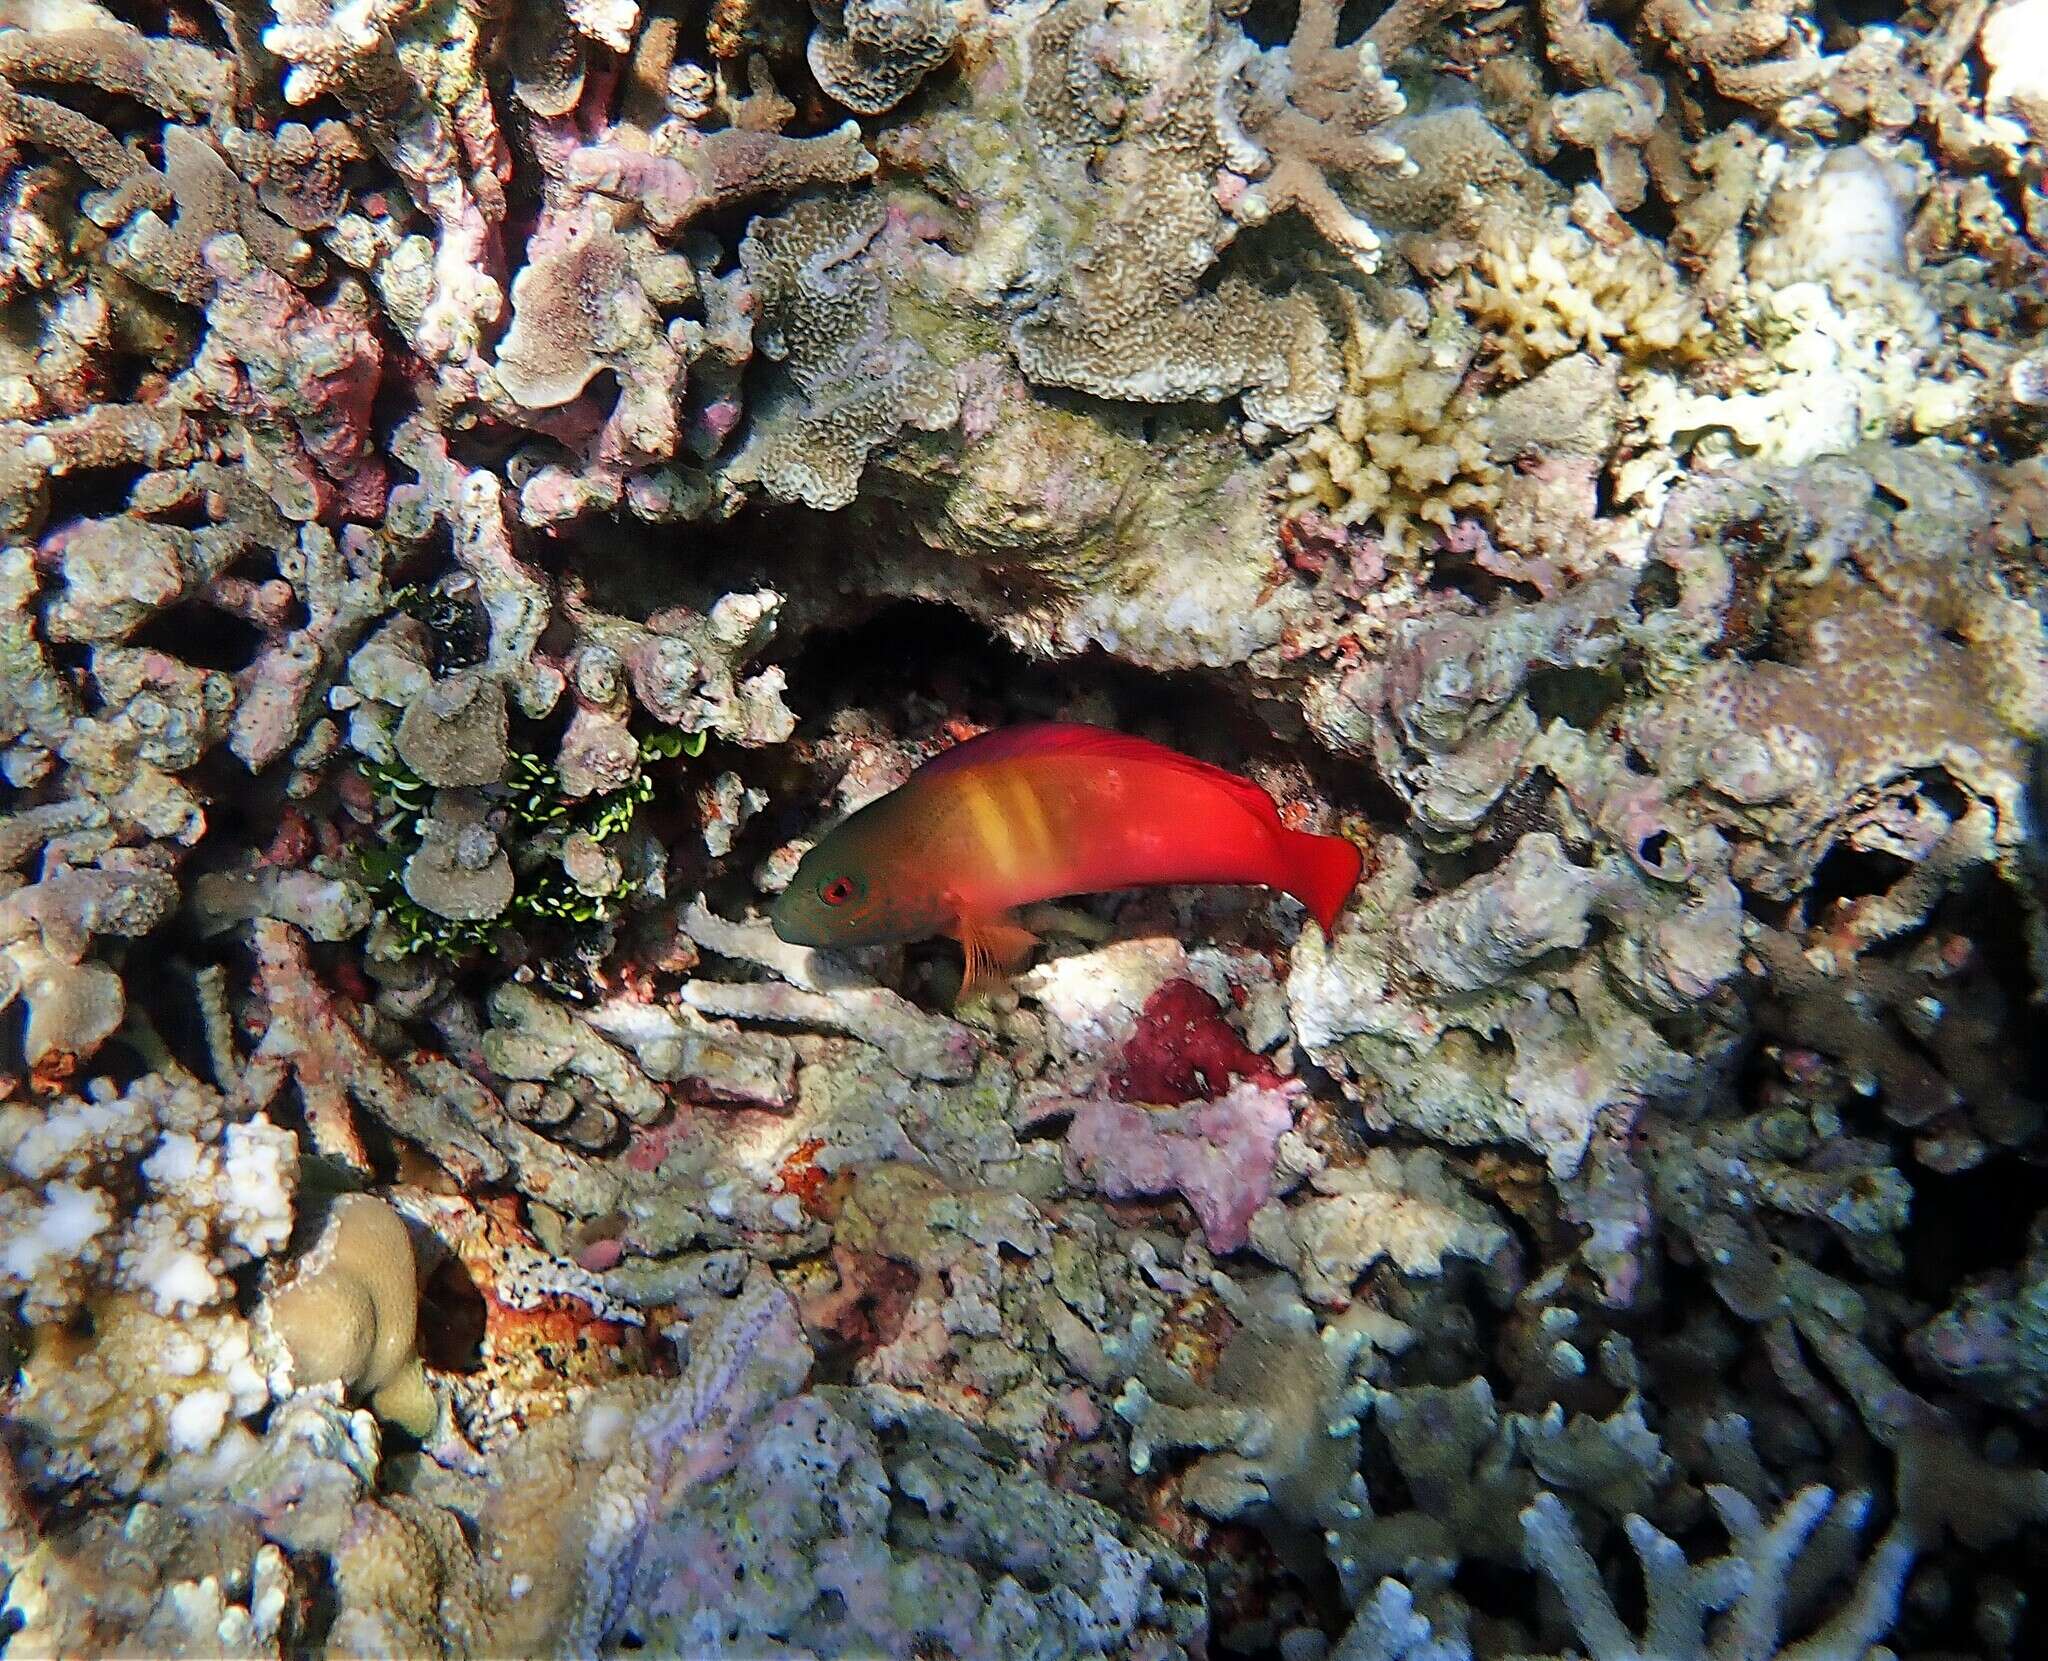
left=771, top=723, right=1362, bottom=996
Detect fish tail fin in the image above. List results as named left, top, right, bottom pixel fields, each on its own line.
left=1276, top=828, right=1363, bottom=939
left=953, top=912, right=1039, bottom=1004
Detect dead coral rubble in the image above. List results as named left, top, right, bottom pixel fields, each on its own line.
left=0, top=0, right=2045, bottom=1658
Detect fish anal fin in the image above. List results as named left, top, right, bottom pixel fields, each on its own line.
left=953, top=912, right=1039, bottom=1003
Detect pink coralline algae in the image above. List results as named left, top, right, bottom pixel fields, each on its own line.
left=1, top=1, right=2045, bottom=1658
left=1060, top=1079, right=1302, bottom=1253
left=190, top=239, right=387, bottom=523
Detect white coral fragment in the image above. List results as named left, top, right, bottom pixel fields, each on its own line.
left=1249, top=1147, right=1516, bottom=1305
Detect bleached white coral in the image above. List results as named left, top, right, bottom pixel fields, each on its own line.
left=1634, top=282, right=1915, bottom=458
left=0, top=1073, right=298, bottom=1322
left=14, top=1296, right=272, bottom=1492
left=1622, top=146, right=1988, bottom=497
left=0, top=1071, right=296, bottom=1494
left=1747, top=145, right=1913, bottom=289
left=1983, top=0, right=2048, bottom=131
left=125, top=1118, right=300, bottom=1315
left=0, top=1177, right=113, bottom=1301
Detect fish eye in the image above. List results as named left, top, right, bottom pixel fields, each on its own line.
left=819, top=874, right=860, bottom=907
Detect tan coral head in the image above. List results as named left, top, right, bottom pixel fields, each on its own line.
left=260, top=1193, right=434, bottom=1434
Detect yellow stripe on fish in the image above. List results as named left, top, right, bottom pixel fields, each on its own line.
left=1005, top=771, right=1055, bottom=869
left=962, top=775, right=1021, bottom=878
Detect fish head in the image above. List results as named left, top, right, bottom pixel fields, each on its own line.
left=771, top=832, right=946, bottom=949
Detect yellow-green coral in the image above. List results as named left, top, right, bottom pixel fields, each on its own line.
left=1456, top=203, right=1706, bottom=382
left=1282, top=293, right=1499, bottom=561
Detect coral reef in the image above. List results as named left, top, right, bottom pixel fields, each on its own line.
left=1, top=0, right=2044, bottom=1657
left=321, top=1276, right=1203, bottom=1657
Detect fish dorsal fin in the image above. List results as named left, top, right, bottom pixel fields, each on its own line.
left=917, top=722, right=1282, bottom=826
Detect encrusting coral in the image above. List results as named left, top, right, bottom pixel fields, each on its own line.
left=806, top=0, right=959, bottom=117
left=0, top=0, right=2045, bottom=1657
left=999, top=0, right=1342, bottom=429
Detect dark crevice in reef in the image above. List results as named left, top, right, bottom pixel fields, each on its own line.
left=1524, top=663, right=1627, bottom=734
left=1239, top=0, right=1304, bottom=50
left=38, top=461, right=155, bottom=538
left=1905, top=1157, right=2041, bottom=1304
left=781, top=597, right=1068, bottom=723
left=1819, top=0, right=1914, bottom=38
left=778, top=595, right=1404, bottom=822
left=551, top=500, right=807, bottom=618
left=1801, top=842, right=1919, bottom=923
left=126, top=599, right=271, bottom=673
left=416, top=1253, right=490, bottom=1375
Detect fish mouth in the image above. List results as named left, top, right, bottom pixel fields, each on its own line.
left=767, top=894, right=822, bottom=946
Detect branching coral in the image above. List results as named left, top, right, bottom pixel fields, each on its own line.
left=0, top=2, right=2043, bottom=1656
left=1328, top=1578, right=1469, bottom=1661
left=1521, top=1483, right=1915, bottom=1661
left=1456, top=198, right=1706, bottom=382
left=1532, top=0, right=1673, bottom=214
left=1114, top=1269, right=1404, bottom=1556
left=243, top=918, right=515, bottom=1182
left=1283, top=293, right=1499, bottom=564
left=1644, top=1077, right=1914, bottom=1293
left=481, top=979, right=667, bottom=1148
left=1248, top=1146, right=1518, bottom=1307
left=1637, top=0, right=1836, bottom=117
left=1224, top=0, right=1434, bottom=270
left=260, top=0, right=511, bottom=378
left=1750, top=910, right=2045, bottom=1163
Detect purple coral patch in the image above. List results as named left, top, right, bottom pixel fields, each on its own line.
left=1064, top=1079, right=1300, bottom=1253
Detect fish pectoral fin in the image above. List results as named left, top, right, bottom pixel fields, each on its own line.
left=953, top=913, right=1039, bottom=1003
